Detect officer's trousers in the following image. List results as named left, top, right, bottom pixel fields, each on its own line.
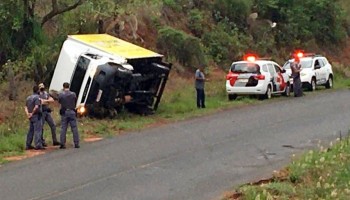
left=196, top=88, right=206, bottom=108
left=26, top=115, right=43, bottom=148
left=293, top=75, right=303, bottom=97
left=60, top=110, right=79, bottom=145
left=42, top=111, right=58, bottom=143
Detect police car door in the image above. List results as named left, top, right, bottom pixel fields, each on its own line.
left=267, top=63, right=277, bottom=92
left=314, top=59, right=323, bottom=84
left=318, top=58, right=328, bottom=84
left=273, top=64, right=286, bottom=92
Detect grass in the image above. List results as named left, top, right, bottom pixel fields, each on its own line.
left=0, top=71, right=349, bottom=163
left=333, top=71, right=350, bottom=89
left=225, top=136, right=350, bottom=200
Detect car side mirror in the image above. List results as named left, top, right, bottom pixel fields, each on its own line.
left=281, top=69, right=286, bottom=73
left=315, top=65, right=321, bottom=69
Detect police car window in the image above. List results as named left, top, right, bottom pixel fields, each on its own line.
left=267, top=64, right=275, bottom=76
left=318, top=59, right=325, bottom=67
left=230, top=63, right=260, bottom=74
left=274, top=64, right=281, bottom=73
left=284, top=59, right=311, bottom=69
left=300, top=59, right=312, bottom=68
left=322, top=58, right=329, bottom=65
left=70, top=56, right=90, bottom=98
left=314, top=59, right=324, bottom=68
left=262, top=64, right=268, bottom=72
left=283, top=62, right=291, bottom=69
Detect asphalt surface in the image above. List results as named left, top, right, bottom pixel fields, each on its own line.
left=1, top=89, right=350, bottom=200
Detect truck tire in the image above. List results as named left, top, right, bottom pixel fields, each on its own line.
left=114, top=65, right=132, bottom=78
left=151, top=63, right=170, bottom=74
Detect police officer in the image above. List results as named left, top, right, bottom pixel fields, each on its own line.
left=290, top=56, right=303, bottom=97
left=58, top=82, right=80, bottom=149
left=195, top=66, right=206, bottom=108
left=38, top=83, right=60, bottom=146
left=25, top=85, right=45, bottom=150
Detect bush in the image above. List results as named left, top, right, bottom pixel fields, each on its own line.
left=188, top=9, right=205, bottom=37
left=157, top=27, right=207, bottom=69
left=212, top=0, right=253, bottom=29
left=264, top=0, right=348, bottom=48
left=182, top=37, right=207, bottom=68
left=162, top=0, right=184, bottom=12
left=202, top=23, right=244, bottom=66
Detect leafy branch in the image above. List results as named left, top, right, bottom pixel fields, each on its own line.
left=41, top=0, right=85, bottom=26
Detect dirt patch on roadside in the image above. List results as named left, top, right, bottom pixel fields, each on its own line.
left=4, top=146, right=59, bottom=162
left=5, top=151, right=45, bottom=161
left=222, top=168, right=290, bottom=200
left=84, top=136, right=103, bottom=142
left=83, top=130, right=103, bottom=142
left=146, top=118, right=170, bottom=129
left=3, top=134, right=103, bottom=162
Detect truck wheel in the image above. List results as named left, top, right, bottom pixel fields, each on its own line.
left=115, top=66, right=132, bottom=77
left=228, top=94, right=237, bottom=101
left=325, top=76, right=333, bottom=89
left=151, top=63, right=170, bottom=74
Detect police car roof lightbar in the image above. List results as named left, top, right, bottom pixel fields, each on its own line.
left=243, top=53, right=257, bottom=62
left=246, top=55, right=256, bottom=62
left=292, top=50, right=316, bottom=58
left=257, top=57, right=272, bottom=60
left=243, top=53, right=271, bottom=62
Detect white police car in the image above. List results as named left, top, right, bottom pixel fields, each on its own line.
left=226, top=55, right=291, bottom=100
left=283, top=52, right=334, bottom=91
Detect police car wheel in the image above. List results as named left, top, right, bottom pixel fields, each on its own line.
left=260, top=86, right=272, bottom=100
left=228, top=94, right=237, bottom=101
left=265, top=86, right=272, bottom=99
left=283, top=84, right=291, bottom=97
left=325, top=76, right=333, bottom=89
left=309, top=78, right=316, bottom=91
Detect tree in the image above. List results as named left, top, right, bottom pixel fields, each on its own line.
left=212, top=0, right=254, bottom=29
left=0, top=0, right=85, bottom=66
left=41, top=0, right=84, bottom=26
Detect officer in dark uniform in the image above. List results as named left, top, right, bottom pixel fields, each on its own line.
left=58, top=82, right=80, bottom=149
left=290, top=55, right=303, bottom=97
left=38, top=83, right=60, bottom=146
left=25, top=85, right=45, bottom=150
left=195, top=66, right=206, bottom=108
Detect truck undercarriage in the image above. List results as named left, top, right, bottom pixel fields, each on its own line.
left=83, top=56, right=171, bottom=118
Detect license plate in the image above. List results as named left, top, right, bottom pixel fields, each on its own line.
left=239, top=79, right=248, bottom=83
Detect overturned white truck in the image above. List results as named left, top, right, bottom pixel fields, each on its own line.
left=49, top=34, right=171, bottom=117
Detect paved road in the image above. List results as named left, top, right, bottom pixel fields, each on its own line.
left=1, top=90, right=350, bottom=200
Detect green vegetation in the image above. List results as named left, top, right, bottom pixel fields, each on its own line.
left=1, top=0, right=349, bottom=81
left=225, top=136, right=350, bottom=200
left=157, top=27, right=207, bottom=68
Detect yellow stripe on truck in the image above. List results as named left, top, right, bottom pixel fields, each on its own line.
left=69, top=34, right=162, bottom=59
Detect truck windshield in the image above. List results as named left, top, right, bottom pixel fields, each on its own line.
left=230, top=63, right=260, bottom=74
left=70, top=56, right=90, bottom=98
